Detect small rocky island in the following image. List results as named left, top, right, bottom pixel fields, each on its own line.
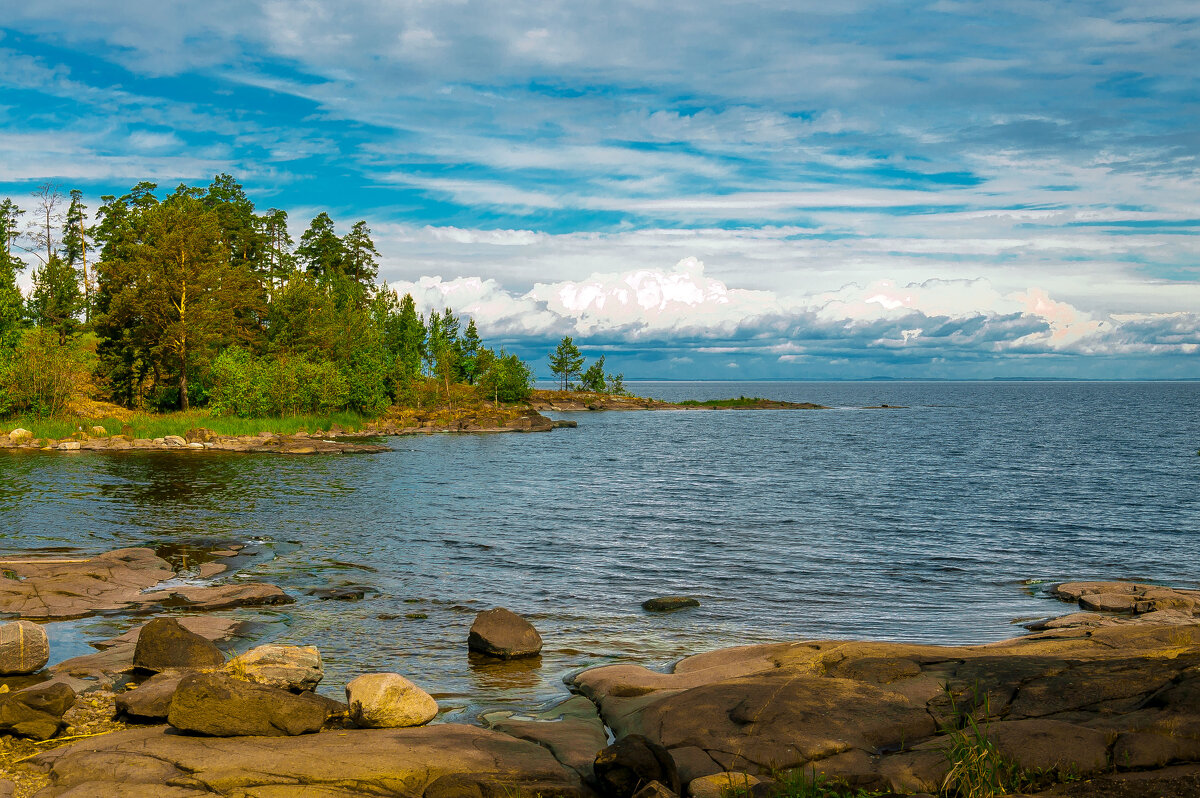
left=2, top=544, right=1199, bottom=797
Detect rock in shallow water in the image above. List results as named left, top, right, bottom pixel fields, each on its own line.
left=0, top=619, right=50, bottom=675
left=468, top=607, right=543, bottom=659
left=133, top=617, right=226, bottom=673
left=346, top=672, right=438, bottom=728
left=642, top=597, right=700, bottom=612
left=168, top=672, right=328, bottom=736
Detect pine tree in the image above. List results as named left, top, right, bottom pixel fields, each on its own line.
left=580, top=355, right=606, bottom=392
left=28, top=253, right=83, bottom=342
left=62, top=189, right=93, bottom=322
left=460, top=318, right=482, bottom=384
left=0, top=199, right=25, bottom=352
left=549, top=336, right=585, bottom=390
left=342, top=221, right=379, bottom=286
left=297, top=212, right=344, bottom=281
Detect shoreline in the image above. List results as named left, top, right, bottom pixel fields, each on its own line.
left=3, top=546, right=1199, bottom=796
left=0, top=389, right=903, bottom=455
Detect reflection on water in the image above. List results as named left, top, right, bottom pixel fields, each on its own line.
left=2, top=381, right=1198, bottom=719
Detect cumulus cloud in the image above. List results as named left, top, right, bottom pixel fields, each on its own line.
left=389, top=258, right=1199, bottom=364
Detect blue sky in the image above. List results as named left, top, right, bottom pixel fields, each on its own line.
left=1, top=1, right=1198, bottom=378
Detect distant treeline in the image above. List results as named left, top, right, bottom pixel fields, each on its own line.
left=0, top=176, right=532, bottom=417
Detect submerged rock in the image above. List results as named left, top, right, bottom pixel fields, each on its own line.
left=642, top=597, right=700, bottom=612
left=345, top=672, right=438, bottom=728
left=0, top=619, right=50, bottom=675
left=468, top=607, right=543, bottom=659
left=168, top=672, right=327, bottom=737
left=133, top=617, right=226, bottom=673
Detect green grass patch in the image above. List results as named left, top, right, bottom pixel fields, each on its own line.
left=678, top=395, right=774, bottom=408
left=2, top=410, right=370, bottom=442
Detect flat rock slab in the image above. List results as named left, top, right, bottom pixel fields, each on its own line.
left=1054, top=581, right=1200, bottom=616
left=29, top=724, right=586, bottom=797
left=0, top=549, right=291, bottom=620
left=570, top=612, right=1200, bottom=794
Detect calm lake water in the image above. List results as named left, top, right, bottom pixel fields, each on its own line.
left=2, top=381, right=1198, bottom=720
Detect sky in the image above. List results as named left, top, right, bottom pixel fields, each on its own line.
left=1, top=1, right=1198, bottom=379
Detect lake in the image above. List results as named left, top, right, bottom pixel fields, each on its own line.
left=2, top=381, right=1197, bottom=721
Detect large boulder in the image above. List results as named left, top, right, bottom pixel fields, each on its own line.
left=468, top=607, right=543, bottom=659
left=0, top=619, right=50, bottom=674
left=346, top=672, right=438, bottom=728
left=133, top=617, right=226, bottom=673
left=167, top=672, right=327, bottom=737
left=594, top=734, right=681, bottom=797
left=7, top=428, right=32, bottom=443
left=224, top=644, right=323, bottom=692
left=0, top=682, right=75, bottom=740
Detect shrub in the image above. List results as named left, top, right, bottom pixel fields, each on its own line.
left=0, top=329, right=93, bottom=417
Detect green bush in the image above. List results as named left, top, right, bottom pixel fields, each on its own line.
left=0, top=329, right=93, bottom=417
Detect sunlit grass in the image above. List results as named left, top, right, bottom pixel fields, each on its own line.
left=1, top=410, right=369, bottom=442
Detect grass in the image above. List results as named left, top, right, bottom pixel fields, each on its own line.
left=938, top=686, right=1032, bottom=798
left=1, top=410, right=370, bottom=442
left=678, top=395, right=774, bottom=408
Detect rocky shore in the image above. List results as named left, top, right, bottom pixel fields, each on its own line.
left=528, top=391, right=829, bottom=412
left=0, top=410, right=577, bottom=456
left=2, top=548, right=1199, bottom=798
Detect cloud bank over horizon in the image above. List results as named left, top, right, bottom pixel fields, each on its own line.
left=1, top=1, right=1198, bottom=377
left=390, top=258, right=1199, bottom=379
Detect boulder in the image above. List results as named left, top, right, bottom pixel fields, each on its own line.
left=0, top=682, right=75, bottom=740
left=224, top=644, right=323, bottom=692
left=7, top=428, right=32, bottom=443
left=57, top=441, right=81, bottom=451
left=642, top=597, right=700, bottom=612
left=162, top=435, right=187, bottom=447
left=0, top=619, right=50, bottom=674
left=468, top=607, right=543, bottom=659
left=345, top=672, right=438, bottom=728
left=594, top=734, right=681, bottom=797
left=688, top=773, right=761, bottom=798
left=168, top=672, right=327, bottom=737
left=89, top=426, right=107, bottom=437
left=133, top=617, right=226, bottom=672
left=116, top=671, right=190, bottom=721
left=184, top=428, right=218, bottom=443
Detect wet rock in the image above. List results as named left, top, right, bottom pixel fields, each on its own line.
left=27, top=724, right=585, bottom=797
left=0, top=619, right=50, bottom=674
left=138, top=582, right=293, bottom=611
left=0, top=682, right=75, bottom=740
left=468, top=607, right=543, bottom=659
left=642, top=597, right=700, bottom=612
left=345, top=672, right=438, bottom=728
left=133, top=617, right=226, bottom=673
left=306, top=585, right=369, bottom=601
left=594, top=734, right=681, bottom=797
left=168, top=672, right=327, bottom=737
left=0, top=548, right=175, bottom=619
left=486, top=695, right=608, bottom=782
left=116, top=670, right=190, bottom=721
left=688, top=773, right=762, bottom=798
left=224, top=644, right=323, bottom=692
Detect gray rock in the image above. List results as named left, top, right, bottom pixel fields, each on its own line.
left=346, top=672, right=438, bottom=728
left=0, top=682, right=75, bottom=740
left=642, top=597, right=700, bottom=612
left=167, top=672, right=327, bottom=737
left=133, top=617, right=226, bottom=673
left=116, top=671, right=190, bottom=721
left=468, top=607, right=543, bottom=659
left=0, top=619, right=50, bottom=674
left=224, top=644, right=323, bottom=692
